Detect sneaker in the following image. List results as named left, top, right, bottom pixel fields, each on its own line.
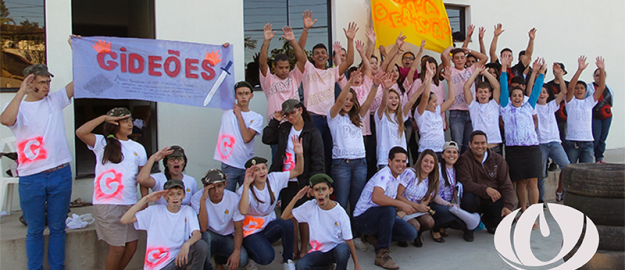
left=596, top=160, right=606, bottom=164
left=246, top=261, right=258, bottom=270
left=283, top=259, right=295, bottom=270
left=475, top=221, right=485, bottom=231
left=556, top=191, right=564, bottom=202
left=353, top=238, right=368, bottom=251
left=375, top=249, right=399, bottom=270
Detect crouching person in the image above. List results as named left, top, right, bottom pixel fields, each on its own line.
left=281, top=174, right=362, bottom=270
left=191, top=169, right=249, bottom=270
left=121, top=179, right=208, bottom=270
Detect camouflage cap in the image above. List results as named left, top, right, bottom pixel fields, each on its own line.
left=106, top=107, right=132, bottom=117
left=167, top=145, right=185, bottom=158
left=163, top=179, right=185, bottom=190
left=23, top=64, right=54, bottom=78
left=281, top=99, right=300, bottom=114
left=309, top=173, right=333, bottom=187
left=245, top=156, right=268, bottom=169
left=201, top=169, right=227, bottom=186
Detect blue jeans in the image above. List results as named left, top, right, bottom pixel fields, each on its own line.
left=296, top=242, right=350, bottom=270
left=353, top=206, right=417, bottom=253
left=563, top=140, right=594, bottom=164
left=331, top=158, right=367, bottom=216
left=242, top=218, right=294, bottom=265
left=202, top=230, right=248, bottom=270
left=311, top=114, right=332, bottom=174
left=538, top=142, right=570, bottom=201
left=19, top=165, right=72, bottom=270
left=592, top=117, right=612, bottom=161
left=449, top=110, right=473, bottom=153
left=221, top=163, right=245, bottom=192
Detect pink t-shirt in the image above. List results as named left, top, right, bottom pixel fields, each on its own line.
left=406, top=78, right=447, bottom=129
left=352, top=76, right=374, bottom=135
left=399, top=66, right=419, bottom=82
left=259, top=68, right=304, bottom=121
left=448, top=65, right=476, bottom=111
left=302, top=61, right=340, bottom=115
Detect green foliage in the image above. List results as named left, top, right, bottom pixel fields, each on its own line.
left=267, top=37, right=313, bottom=73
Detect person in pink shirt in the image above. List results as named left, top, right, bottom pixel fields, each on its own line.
left=441, top=46, right=488, bottom=153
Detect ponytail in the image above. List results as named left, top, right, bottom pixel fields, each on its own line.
left=102, top=122, right=124, bottom=164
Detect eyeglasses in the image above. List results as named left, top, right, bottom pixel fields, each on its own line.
left=402, top=57, right=415, bottom=61
left=168, top=156, right=184, bottom=161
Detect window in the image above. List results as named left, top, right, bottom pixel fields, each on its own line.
left=1, top=0, right=45, bottom=91
left=243, top=0, right=331, bottom=88
left=445, top=5, right=466, bottom=42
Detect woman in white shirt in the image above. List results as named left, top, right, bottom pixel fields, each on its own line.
left=76, top=107, right=147, bottom=270
left=414, top=64, right=455, bottom=158
left=500, top=57, right=545, bottom=228
left=136, top=145, right=198, bottom=206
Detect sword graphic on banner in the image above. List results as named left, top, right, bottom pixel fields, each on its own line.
left=203, top=61, right=233, bottom=107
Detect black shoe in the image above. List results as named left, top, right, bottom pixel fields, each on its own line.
left=397, top=241, right=408, bottom=247
left=413, top=233, right=423, bottom=247
left=548, top=162, right=557, bottom=171
left=487, top=227, right=496, bottom=234
left=463, top=230, right=474, bottom=242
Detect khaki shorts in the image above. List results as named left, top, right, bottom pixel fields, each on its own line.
left=94, top=204, right=140, bottom=246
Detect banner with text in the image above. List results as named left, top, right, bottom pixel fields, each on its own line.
left=72, top=36, right=234, bottom=108
left=371, top=0, right=453, bottom=53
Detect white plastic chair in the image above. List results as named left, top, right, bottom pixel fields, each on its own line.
left=1, top=136, right=19, bottom=215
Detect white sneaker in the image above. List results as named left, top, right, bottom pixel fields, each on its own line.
left=246, top=261, right=258, bottom=270
left=353, top=238, right=368, bottom=251
left=283, top=259, right=295, bottom=270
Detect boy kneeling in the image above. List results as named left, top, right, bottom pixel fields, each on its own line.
left=121, top=179, right=208, bottom=270
left=282, top=174, right=362, bottom=270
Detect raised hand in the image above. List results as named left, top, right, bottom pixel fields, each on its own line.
left=419, top=39, right=426, bottom=50
left=531, top=57, right=544, bottom=71
left=333, top=41, right=342, bottom=54
left=302, top=10, right=317, bottom=30
left=282, top=26, right=295, bottom=41
left=474, top=63, right=486, bottom=73
left=104, top=114, right=130, bottom=125
left=494, top=23, right=505, bottom=36
left=355, top=40, right=365, bottom=54
left=343, top=22, right=359, bottom=40
left=19, top=74, right=36, bottom=95
left=273, top=110, right=284, bottom=122
left=441, top=67, right=452, bottom=81
left=395, top=32, right=407, bottom=47
left=263, top=23, right=276, bottom=41
left=596, top=56, right=605, bottom=70
left=145, top=190, right=169, bottom=203
left=382, top=73, right=394, bottom=89
left=373, top=71, right=387, bottom=86
left=349, top=69, right=362, bottom=84
left=295, top=186, right=310, bottom=201
left=292, top=135, right=303, bottom=155
left=539, top=61, right=547, bottom=74
left=578, top=55, right=589, bottom=70
left=528, top=28, right=537, bottom=40
left=233, top=102, right=242, bottom=116
left=478, top=26, right=486, bottom=39
left=466, top=24, right=475, bottom=37
left=553, top=63, right=564, bottom=78
left=200, top=185, right=212, bottom=201
left=366, top=28, right=376, bottom=43
left=500, top=53, right=513, bottom=68
left=152, top=147, right=174, bottom=161
left=243, top=165, right=256, bottom=186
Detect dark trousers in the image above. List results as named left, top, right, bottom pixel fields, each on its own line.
left=311, top=114, right=332, bottom=174
left=429, top=202, right=468, bottom=232
left=460, top=192, right=504, bottom=231
left=296, top=243, right=350, bottom=270
left=243, top=218, right=294, bottom=265
left=353, top=206, right=417, bottom=253
left=365, top=115, right=378, bottom=180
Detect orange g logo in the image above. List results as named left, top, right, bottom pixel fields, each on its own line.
left=94, top=169, right=124, bottom=201
left=145, top=247, right=170, bottom=269
left=17, top=137, right=47, bottom=164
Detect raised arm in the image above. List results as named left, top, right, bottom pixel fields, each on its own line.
left=468, top=47, right=489, bottom=66
left=440, top=68, right=456, bottom=112
left=238, top=166, right=256, bottom=215
left=0, top=74, right=34, bottom=126
left=499, top=53, right=512, bottom=107
left=332, top=41, right=343, bottom=68
left=356, top=40, right=372, bottom=78
left=463, top=64, right=485, bottom=106
left=528, top=58, right=546, bottom=108
left=567, top=56, right=588, bottom=103
left=489, top=23, right=504, bottom=63
left=481, top=67, right=501, bottom=104
left=526, top=58, right=542, bottom=97
left=360, top=72, right=386, bottom=117
left=233, top=105, right=257, bottom=144
left=462, top=24, right=475, bottom=49
left=552, top=63, right=568, bottom=104
left=478, top=27, right=487, bottom=56
left=281, top=186, right=310, bottom=220
left=282, top=26, right=306, bottom=73
left=259, top=24, right=276, bottom=77
left=120, top=190, right=168, bottom=224
left=198, top=187, right=211, bottom=232
left=137, top=147, right=173, bottom=189
left=331, top=71, right=356, bottom=118
left=416, top=64, right=435, bottom=115
left=377, top=73, right=394, bottom=119
left=521, top=28, right=537, bottom=68
left=76, top=114, right=129, bottom=148
left=338, top=22, right=358, bottom=74
left=441, top=46, right=453, bottom=69
left=298, top=10, right=317, bottom=51
left=289, top=135, right=305, bottom=179
left=592, top=57, right=606, bottom=102
left=406, top=40, right=425, bottom=86
left=365, top=28, right=376, bottom=62
left=382, top=33, right=406, bottom=72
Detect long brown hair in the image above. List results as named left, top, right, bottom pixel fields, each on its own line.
left=249, top=165, right=275, bottom=205
left=339, top=88, right=363, bottom=127
left=102, top=122, right=124, bottom=164
left=413, top=149, right=439, bottom=201
left=384, top=88, right=405, bottom=135
left=419, top=57, right=440, bottom=86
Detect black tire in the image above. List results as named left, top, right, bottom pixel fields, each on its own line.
left=564, top=192, right=625, bottom=226
left=562, top=163, right=625, bottom=198
left=597, top=225, right=625, bottom=251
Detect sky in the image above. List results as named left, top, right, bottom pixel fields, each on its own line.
left=3, top=0, right=44, bottom=26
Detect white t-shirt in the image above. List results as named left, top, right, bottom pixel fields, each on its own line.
left=284, top=127, right=303, bottom=182
left=151, top=173, right=198, bottom=206
left=292, top=200, right=352, bottom=253
left=302, top=61, right=341, bottom=116
left=353, top=166, right=411, bottom=217
left=134, top=205, right=199, bottom=270
left=566, top=96, right=597, bottom=142
left=237, top=171, right=290, bottom=237
left=501, top=100, right=539, bottom=146
left=414, top=106, right=445, bottom=152
left=449, top=65, right=476, bottom=111
left=375, top=110, right=409, bottom=166
left=352, top=76, right=375, bottom=135
left=536, top=100, right=562, bottom=144
left=214, top=109, right=264, bottom=169
left=327, top=108, right=366, bottom=159
left=468, top=100, right=502, bottom=144
left=3, top=88, right=73, bottom=176
left=403, top=173, right=434, bottom=204
left=259, top=68, right=304, bottom=122
left=190, top=189, right=244, bottom=236
left=89, top=134, right=148, bottom=205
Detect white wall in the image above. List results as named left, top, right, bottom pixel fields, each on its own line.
left=333, top=0, right=624, bottom=149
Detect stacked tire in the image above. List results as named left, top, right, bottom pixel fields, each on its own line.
left=562, top=163, right=624, bottom=270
